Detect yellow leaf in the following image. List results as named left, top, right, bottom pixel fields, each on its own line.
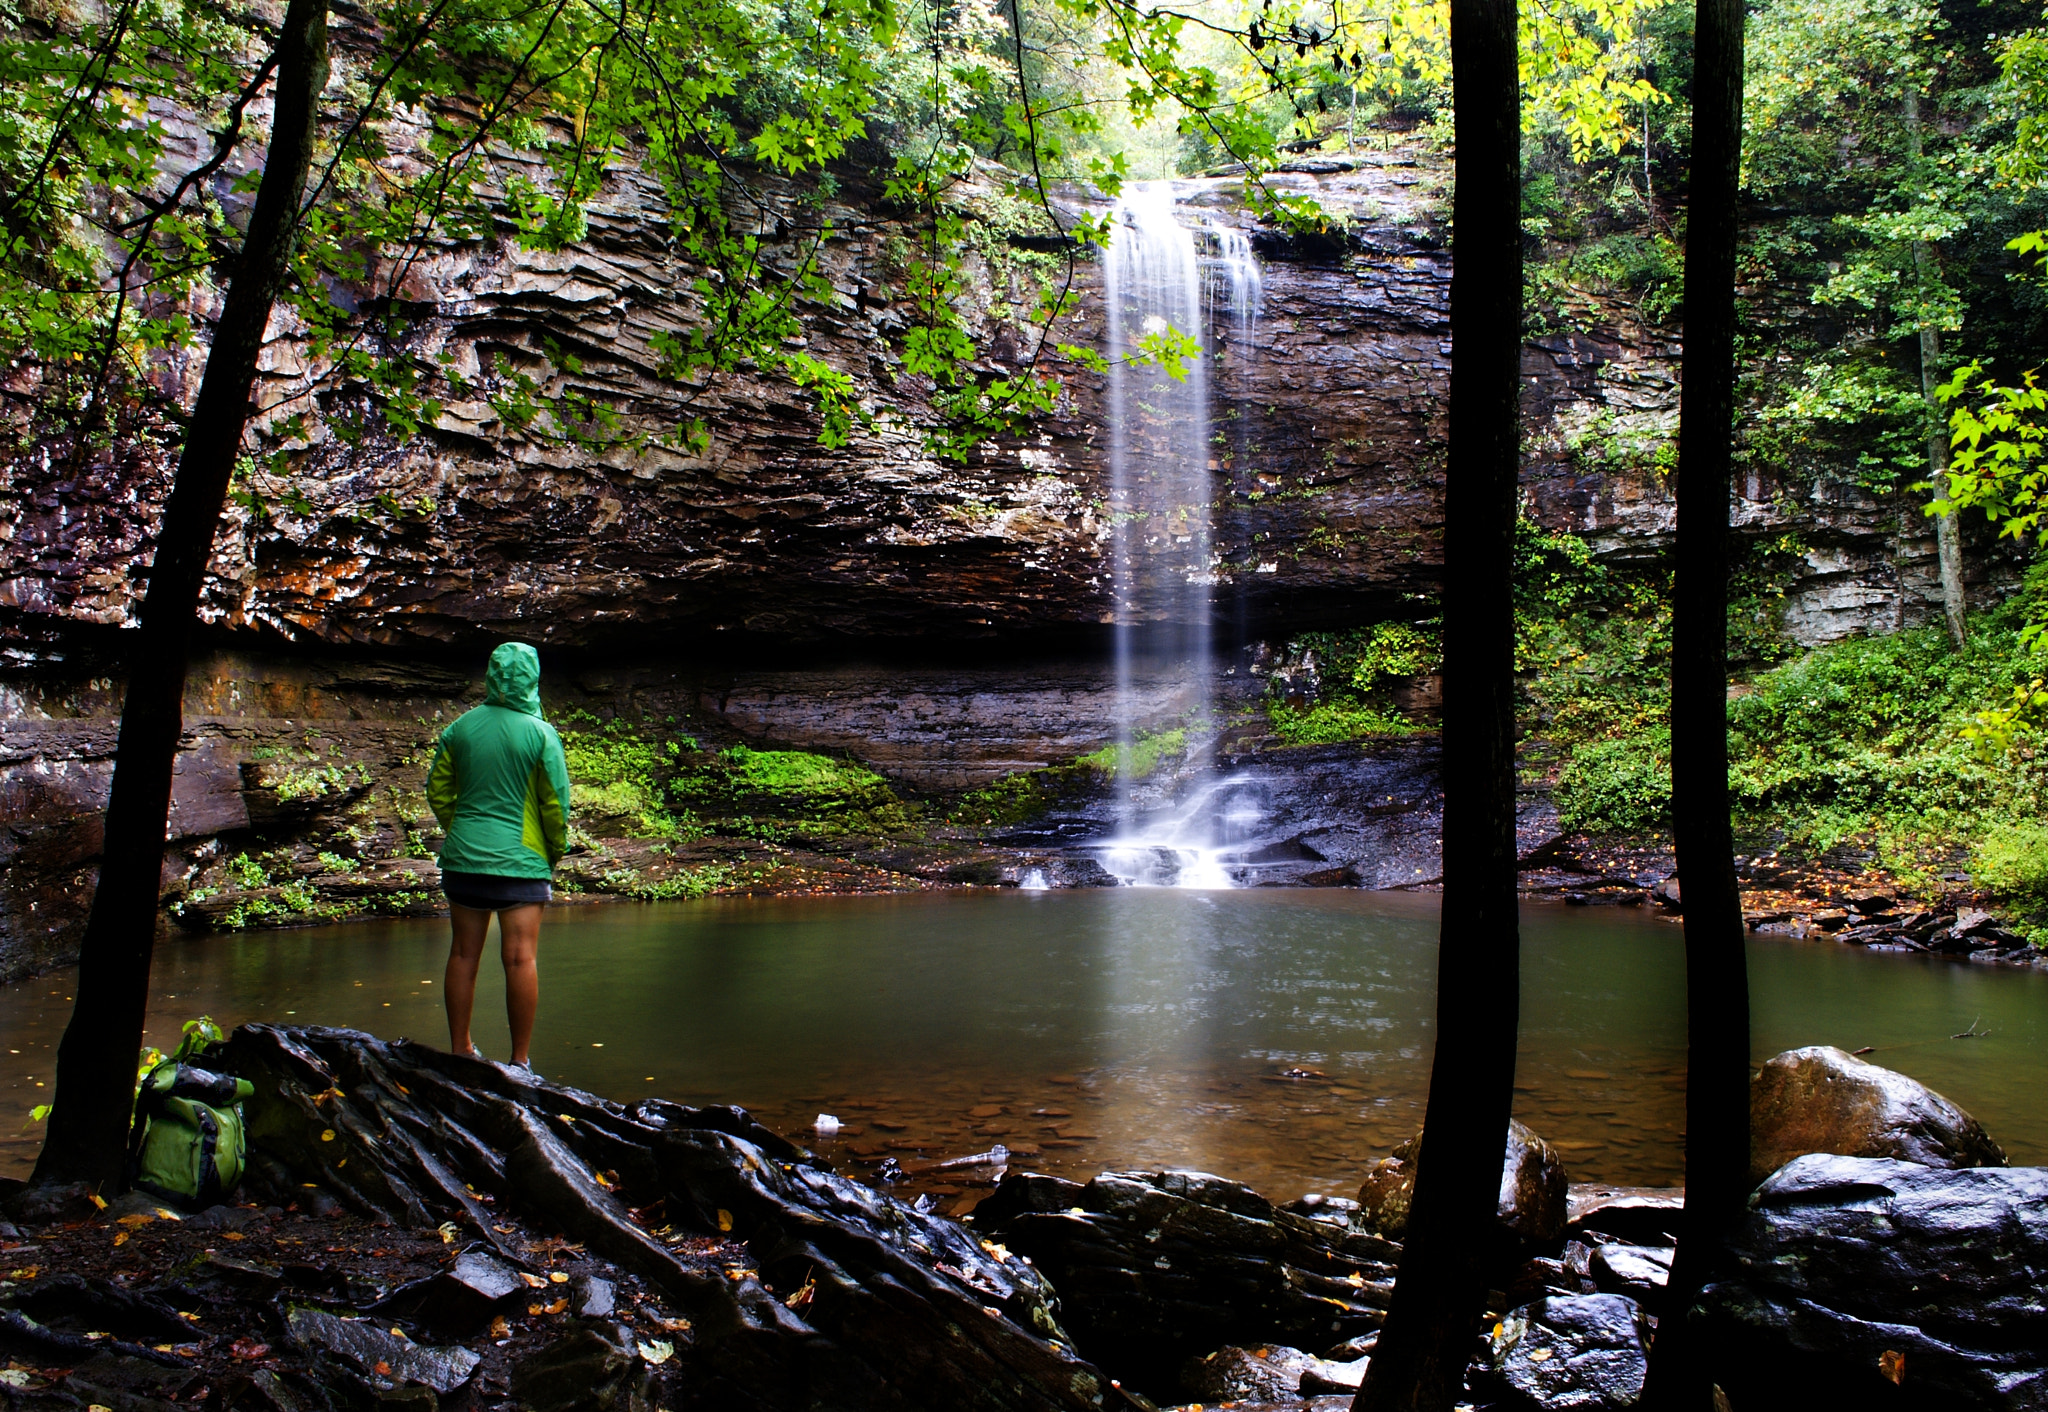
left=716, top=1209, right=734, bottom=1233
left=112, top=1233, right=129, bottom=1247
left=549, top=1271, right=569, bottom=1284
left=320, top=1130, right=336, bottom=1143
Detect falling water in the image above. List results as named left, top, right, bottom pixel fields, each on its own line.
left=1096, top=183, right=1265, bottom=887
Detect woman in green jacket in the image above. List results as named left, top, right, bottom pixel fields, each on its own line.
left=427, top=642, right=571, bottom=1071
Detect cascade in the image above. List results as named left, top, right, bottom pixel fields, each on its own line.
left=1095, top=183, right=1266, bottom=888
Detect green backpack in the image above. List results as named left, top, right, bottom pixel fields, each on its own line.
left=128, top=1025, right=255, bottom=1208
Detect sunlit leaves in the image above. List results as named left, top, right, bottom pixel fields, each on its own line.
left=1937, top=362, right=2048, bottom=544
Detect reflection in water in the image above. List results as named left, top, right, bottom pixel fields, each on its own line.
left=3, top=891, right=2043, bottom=1202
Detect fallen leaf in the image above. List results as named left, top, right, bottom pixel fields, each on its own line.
left=89, top=1194, right=108, bottom=1210
left=111, top=1233, right=128, bottom=1248
left=716, top=1209, right=734, bottom=1233
left=115, top=1214, right=153, bottom=1228
left=521, top=1272, right=547, bottom=1288
left=436, top=1222, right=460, bottom=1245
left=231, top=1338, right=270, bottom=1360
left=320, top=1129, right=336, bottom=1143
left=527, top=1303, right=544, bottom=1316
left=1528, top=1349, right=1553, bottom=1363
left=637, top=1338, right=674, bottom=1365
left=490, top=1316, right=510, bottom=1337
left=544, top=1298, right=568, bottom=1315
left=372, top=1360, right=392, bottom=1376
left=0, top=1371, right=29, bottom=1388
left=1879, top=1350, right=1905, bottom=1385
left=549, top=1271, right=569, bottom=1284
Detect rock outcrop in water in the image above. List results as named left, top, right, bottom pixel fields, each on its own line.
left=1749, top=1045, right=2008, bottom=1183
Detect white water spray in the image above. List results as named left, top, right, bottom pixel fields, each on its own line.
left=1096, top=185, right=1266, bottom=888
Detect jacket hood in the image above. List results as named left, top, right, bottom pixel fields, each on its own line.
left=483, top=642, right=543, bottom=716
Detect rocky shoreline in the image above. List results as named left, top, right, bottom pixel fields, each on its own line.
left=2, top=1031, right=2041, bottom=1411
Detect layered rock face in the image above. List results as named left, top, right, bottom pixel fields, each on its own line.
left=0, top=140, right=1994, bottom=658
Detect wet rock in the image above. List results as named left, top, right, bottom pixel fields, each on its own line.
left=374, top=1250, right=527, bottom=1337
left=1587, top=1244, right=1671, bottom=1302
left=573, top=1273, right=618, bottom=1319
left=1695, top=1154, right=2048, bottom=1409
left=231, top=1024, right=1111, bottom=1411
left=6, top=1273, right=192, bottom=1343
left=285, top=1306, right=481, bottom=1394
left=510, top=1322, right=655, bottom=1412
left=1181, top=1344, right=1320, bottom=1402
left=1298, top=1354, right=1372, bottom=1394
left=974, top=1167, right=1398, bottom=1397
left=1750, top=1046, right=2007, bottom=1183
left=1564, top=1185, right=1683, bottom=1245
left=1483, top=1294, right=1649, bottom=1410
left=1355, top=1120, right=1569, bottom=1255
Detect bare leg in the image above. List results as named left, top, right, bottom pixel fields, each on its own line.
left=498, top=903, right=542, bottom=1065
left=445, top=904, right=493, bottom=1055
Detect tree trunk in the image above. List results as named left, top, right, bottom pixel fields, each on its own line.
left=1919, top=325, right=1967, bottom=649
left=30, top=0, right=329, bottom=1192
left=1903, top=87, right=1967, bottom=650
left=1640, top=0, right=1747, bottom=1404
left=1350, top=0, right=1523, bottom=1404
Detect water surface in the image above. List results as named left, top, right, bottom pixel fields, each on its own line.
left=5, top=891, right=2043, bottom=1202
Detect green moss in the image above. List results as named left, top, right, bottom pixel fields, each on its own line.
left=1073, top=728, right=1186, bottom=780
left=559, top=719, right=699, bottom=839
left=1266, top=699, right=1419, bottom=744
left=671, top=746, right=921, bottom=840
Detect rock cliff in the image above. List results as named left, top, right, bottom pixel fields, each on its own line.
left=0, top=136, right=2019, bottom=979
left=1, top=139, right=1999, bottom=658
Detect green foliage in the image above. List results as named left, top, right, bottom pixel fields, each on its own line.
left=1267, top=698, right=1417, bottom=744
left=672, top=745, right=919, bottom=839
left=560, top=721, right=698, bottom=839
left=1556, top=729, right=1671, bottom=832
left=1973, top=822, right=2048, bottom=941
left=1726, top=611, right=2048, bottom=856
left=1938, top=362, right=2048, bottom=543
left=599, top=863, right=735, bottom=900
left=1073, top=728, right=1187, bottom=779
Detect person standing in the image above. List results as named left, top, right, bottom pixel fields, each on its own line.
left=427, top=642, right=571, bottom=1072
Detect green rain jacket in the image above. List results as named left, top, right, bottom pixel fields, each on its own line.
left=427, top=643, right=571, bottom=879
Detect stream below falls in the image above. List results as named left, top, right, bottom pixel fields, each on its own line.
left=5, top=890, right=2045, bottom=1205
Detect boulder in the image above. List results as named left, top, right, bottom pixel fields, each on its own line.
left=1565, top=1185, right=1684, bottom=1246
left=1694, top=1154, right=2048, bottom=1409
left=1355, top=1120, right=1569, bottom=1254
left=1749, top=1046, right=2006, bottom=1184
left=374, top=1249, right=526, bottom=1336
left=1587, top=1244, right=1671, bottom=1303
left=1483, top=1294, right=1649, bottom=1410
left=1180, top=1345, right=1322, bottom=1402
left=973, top=1168, right=1398, bottom=1397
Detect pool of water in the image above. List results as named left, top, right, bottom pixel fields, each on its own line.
left=5, top=890, right=2044, bottom=1202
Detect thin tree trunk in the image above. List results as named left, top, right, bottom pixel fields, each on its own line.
left=30, top=0, right=329, bottom=1192
left=1640, top=0, right=1747, bottom=1403
left=1903, top=87, right=1967, bottom=650
left=1922, top=329, right=1967, bottom=648
left=1350, top=0, right=1523, bottom=1403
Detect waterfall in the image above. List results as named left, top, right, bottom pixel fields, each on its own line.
left=1096, top=182, right=1265, bottom=888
